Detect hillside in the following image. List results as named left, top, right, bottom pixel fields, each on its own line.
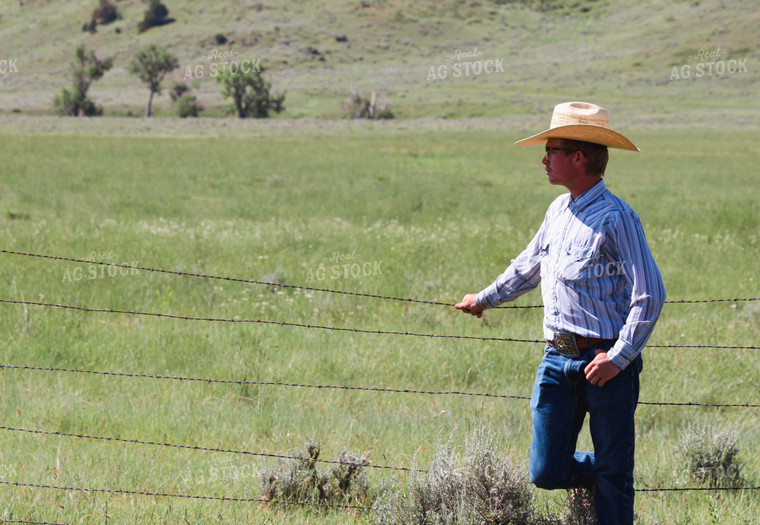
left=0, top=0, right=758, bottom=124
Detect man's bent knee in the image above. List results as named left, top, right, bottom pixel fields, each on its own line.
left=529, top=462, right=566, bottom=490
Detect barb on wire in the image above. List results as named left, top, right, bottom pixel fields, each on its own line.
left=2, top=298, right=759, bottom=350
left=0, top=425, right=419, bottom=473
left=3, top=249, right=757, bottom=309
left=2, top=364, right=757, bottom=409
left=0, top=480, right=367, bottom=510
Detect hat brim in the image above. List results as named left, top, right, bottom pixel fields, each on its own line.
left=515, top=124, right=639, bottom=151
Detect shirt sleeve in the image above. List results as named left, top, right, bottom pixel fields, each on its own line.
left=476, top=215, right=547, bottom=309
left=605, top=211, right=666, bottom=369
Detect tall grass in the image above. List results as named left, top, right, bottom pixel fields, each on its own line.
left=0, top=128, right=758, bottom=523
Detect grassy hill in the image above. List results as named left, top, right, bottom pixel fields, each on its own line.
left=0, top=0, right=758, bottom=123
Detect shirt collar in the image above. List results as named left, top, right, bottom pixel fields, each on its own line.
left=568, top=179, right=606, bottom=211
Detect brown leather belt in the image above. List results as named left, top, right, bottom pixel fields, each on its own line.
left=546, top=333, right=613, bottom=358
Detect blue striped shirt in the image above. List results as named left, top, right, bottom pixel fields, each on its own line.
left=476, top=179, right=666, bottom=369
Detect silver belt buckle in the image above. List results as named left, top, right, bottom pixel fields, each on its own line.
left=553, top=332, right=580, bottom=358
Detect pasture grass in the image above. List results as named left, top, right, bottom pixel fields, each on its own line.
left=0, top=127, right=758, bottom=523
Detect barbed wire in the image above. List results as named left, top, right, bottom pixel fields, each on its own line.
left=3, top=250, right=759, bottom=517
left=2, top=364, right=757, bottom=409
left=0, top=299, right=544, bottom=344
left=0, top=249, right=454, bottom=308
left=1, top=479, right=757, bottom=507
left=0, top=521, right=67, bottom=525
left=0, top=481, right=367, bottom=510
left=2, top=298, right=758, bottom=350
left=0, top=425, right=419, bottom=473
left=635, top=485, right=760, bottom=493
left=2, top=250, right=758, bottom=309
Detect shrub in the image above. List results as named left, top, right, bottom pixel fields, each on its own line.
left=170, top=82, right=202, bottom=117
left=138, top=0, right=171, bottom=33
left=681, top=424, right=743, bottom=487
left=260, top=440, right=371, bottom=507
left=345, top=89, right=394, bottom=120
left=373, top=426, right=563, bottom=525
left=176, top=94, right=202, bottom=118
left=82, top=19, right=97, bottom=33
left=92, top=0, right=120, bottom=25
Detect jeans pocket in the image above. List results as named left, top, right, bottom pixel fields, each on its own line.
left=564, top=358, right=588, bottom=390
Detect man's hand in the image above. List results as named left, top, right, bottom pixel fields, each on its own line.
left=584, top=350, right=621, bottom=387
left=455, top=294, right=484, bottom=318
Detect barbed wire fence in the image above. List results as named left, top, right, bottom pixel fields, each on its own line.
left=1, top=249, right=758, bottom=519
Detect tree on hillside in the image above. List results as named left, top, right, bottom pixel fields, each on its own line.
left=128, top=44, right=179, bottom=117
left=53, top=44, right=113, bottom=116
left=216, top=67, right=285, bottom=119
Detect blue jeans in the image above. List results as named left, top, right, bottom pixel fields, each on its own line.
left=529, top=343, right=642, bottom=525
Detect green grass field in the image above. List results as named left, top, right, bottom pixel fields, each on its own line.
left=0, top=126, right=758, bottom=523
left=0, top=0, right=759, bottom=522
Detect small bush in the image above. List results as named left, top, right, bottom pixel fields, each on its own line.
left=169, top=82, right=202, bottom=117
left=82, top=19, right=97, bottom=33
left=345, top=89, right=394, bottom=120
left=373, top=427, right=562, bottom=525
left=681, top=424, right=743, bottom=487
left=138, top=0, right=171, bottom=33
left=176, top=95, right=202, bottom=118
left=260, top=440, right=371, bottom=507
left=215, top=33, right=228, bottom=45
left=564, top=487, right=596, bottom=525
left=92, top=0, right=120, bottom=25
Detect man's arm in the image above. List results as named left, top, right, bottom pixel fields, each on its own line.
left=602, top=210, right=666, bottom=370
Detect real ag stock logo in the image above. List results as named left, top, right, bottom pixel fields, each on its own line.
left=183, top=47, right=262, bottom=80
left=305, top=249, right=383, bottom=283
left=669, top=48, right=748, bottom=80
left=61, top=250, right=140, bottom=283
left=427, top=47, right=505, bottom=81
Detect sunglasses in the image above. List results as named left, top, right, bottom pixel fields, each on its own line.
left=545, top=147, right=575, bottom=156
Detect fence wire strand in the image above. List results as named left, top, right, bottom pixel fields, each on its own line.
left=0, top=481, right=367, bottom=510
left=2, top=249, right=758, bottom=309
left=1, top=479, right=757, bottom=506
left=0, top=521, right=68, bottom=525
left=2, top=298, right=758, bottom=350
left=2, top=364, right=757, bottom=409
left=0, top=425, right=417, bottom=473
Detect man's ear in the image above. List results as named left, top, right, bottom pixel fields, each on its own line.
left=573, top=150, right=585, bottom=167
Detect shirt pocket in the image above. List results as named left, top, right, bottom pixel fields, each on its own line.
left=558, top=243, right=602, bottom=282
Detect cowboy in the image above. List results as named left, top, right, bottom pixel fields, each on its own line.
left=455, top=101, right=666, bottom=524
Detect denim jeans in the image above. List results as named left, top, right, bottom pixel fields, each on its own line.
left=529, top=342, right=642, bottom=525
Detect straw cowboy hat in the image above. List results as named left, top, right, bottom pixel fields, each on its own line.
left=515, top=101, right=639, bottom=151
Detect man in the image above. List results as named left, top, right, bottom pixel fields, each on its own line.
left=455, top=101, right=665, bottom=525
